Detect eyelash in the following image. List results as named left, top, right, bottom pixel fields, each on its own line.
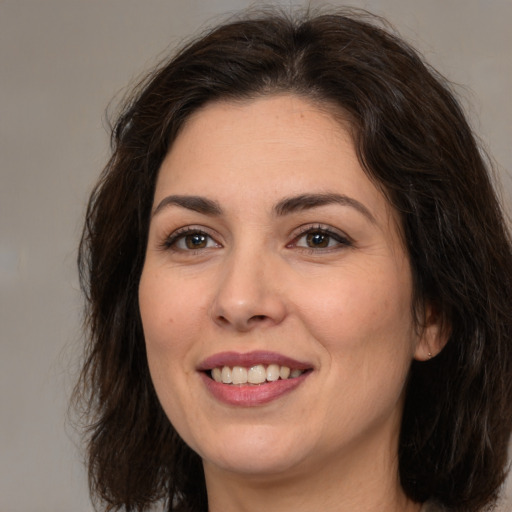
left=161, top=227, right=221, bottom=253
left=288, top=224, right=353, bottom=253
left=160, top=224, right=352, bottom=254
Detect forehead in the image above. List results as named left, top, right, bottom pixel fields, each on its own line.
left=154, top=94, right=393, bottom=225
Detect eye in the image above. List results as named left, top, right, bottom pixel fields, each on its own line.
left=164, top=228, right=221, bottom=251
left=302, top=232, right=333, bottom=248
left=290, top=226, right=352, bottom=251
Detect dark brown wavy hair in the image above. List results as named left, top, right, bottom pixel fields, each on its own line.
left=75, top=8, right=512, bottom=512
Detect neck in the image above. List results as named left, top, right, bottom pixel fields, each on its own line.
left=203, top=427, right=421, bottom=512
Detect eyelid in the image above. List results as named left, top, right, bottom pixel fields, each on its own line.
left=287, top=223, right=353, bottom=250
left=158, top=223, right=352, bottom=253
left=160, top=225, right=222, bottom=251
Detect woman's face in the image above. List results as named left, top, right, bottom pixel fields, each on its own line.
left=139, top=95, right=433, bottom=481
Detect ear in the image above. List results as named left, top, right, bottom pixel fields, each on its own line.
left=414, top=303, right=450, bottom=361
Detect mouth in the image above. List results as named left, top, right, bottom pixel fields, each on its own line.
left=209, top=364, right=307, bottom=385
left=198, top=351, right=313, bottom=406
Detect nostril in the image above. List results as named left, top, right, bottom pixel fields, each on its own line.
left=217, top=315, right=230, bottom=325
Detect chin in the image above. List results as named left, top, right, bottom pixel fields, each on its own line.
left=193, top=424, right=312, bottom=477
left=205, top=451, right=308, bottom=479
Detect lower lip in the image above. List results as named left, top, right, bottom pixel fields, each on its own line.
left=200, top=372, right=310, bottom=407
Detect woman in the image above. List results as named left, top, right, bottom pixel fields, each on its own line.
left=76, top=9, right=512, bottom=512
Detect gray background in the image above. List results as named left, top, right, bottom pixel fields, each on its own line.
left=1, top=1, right=511, bottom=511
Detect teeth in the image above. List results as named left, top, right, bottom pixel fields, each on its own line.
left=210, top=364, right=305, bottom=385
left=266, top=364, right=280, bottom=382
left=212, top=367, right=222, bottom=382
left=279, top=366, right=291, bottom=379
left=232, top=366, right=248, bottom=385
left=221, top=366, right=232, bottom=384
left=248, top=365, right=266, bottom=384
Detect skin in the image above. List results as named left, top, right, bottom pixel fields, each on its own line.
left=139, top=94, right=442, bottom=512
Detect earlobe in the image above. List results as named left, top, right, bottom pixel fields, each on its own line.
left=414, top=304, right=450, bottom=361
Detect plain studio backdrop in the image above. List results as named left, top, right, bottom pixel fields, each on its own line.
left=1, top=1, right=511, bottom=511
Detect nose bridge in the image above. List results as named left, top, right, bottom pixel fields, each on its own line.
left=211, top=236, right=286, bottom=331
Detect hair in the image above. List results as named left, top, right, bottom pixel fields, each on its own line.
left=75, top=8, right=512, bottom=512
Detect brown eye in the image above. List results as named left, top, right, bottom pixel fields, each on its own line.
left=291, top=227, right=352, bottom=251
left=165, top=229, right=221, bottom=251
left=306, top=232, right=330, bottom=248
left=184, top=233, right=208, bottom=249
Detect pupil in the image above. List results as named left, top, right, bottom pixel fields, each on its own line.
left=307, top=232, right=328, bottom=248
left=186, top=234, right=206, bottom=249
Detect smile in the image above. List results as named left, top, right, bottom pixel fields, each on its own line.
left=198, top=351, right=313, bottom=406
left=210, top=364, right=305, bottom=385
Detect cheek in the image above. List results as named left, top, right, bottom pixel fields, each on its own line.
left=292, top=261, right=417, bottom=400
left=138, top=269, right=207, bottom=429
left=298, top=269, right=415, bottom=429
left=139, top=268, right=210, bottom=356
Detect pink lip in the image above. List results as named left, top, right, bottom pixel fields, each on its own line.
left=197, top=351, right=313, bottom=407
left=200, top=371, right=311, bottom=407
left=197, top=350, right=311, bottom=371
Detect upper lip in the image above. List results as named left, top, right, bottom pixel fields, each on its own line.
left=197, top=350, right=312, bottom=371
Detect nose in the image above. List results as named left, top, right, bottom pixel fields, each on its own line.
left=211, top=246, right=287, bottom=332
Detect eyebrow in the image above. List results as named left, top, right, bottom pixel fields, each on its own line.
left=152, top=192, right=375, bottom=223
left=152, top=195, right=223, bottom=217
left=273, top=193, right=376, bottom=223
